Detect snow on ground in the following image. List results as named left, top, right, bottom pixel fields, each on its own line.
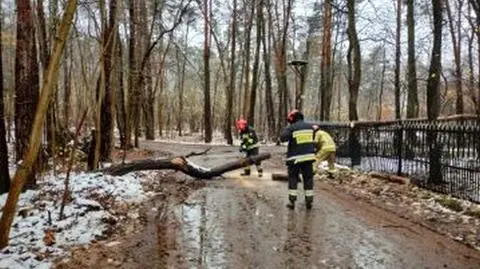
left=0, top=170, right=157, bottom=269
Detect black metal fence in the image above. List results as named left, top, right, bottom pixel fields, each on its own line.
left=314, top=116, right=480, bottom=203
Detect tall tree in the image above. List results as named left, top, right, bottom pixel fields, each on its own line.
left=225, top=0, right=237, bottom=145
left=261, top=0, right=275, bottom=138
left=15, top=0, right=40, bottom=188
left=406, top=0, right=419, bottom=119
left=177, top=23, right=190, bottom=136
left=0, top=0, right=77, bottom=248
left=115, top=32, right=127, bottom=148
left=346, top=0, right=361, bottom=121
left=445, top=0, right=464, bottom=114
left=394, top=0, right=402, bottom=119
left=320, top=0, right=333, bottom=120
left=248, top=0, right=261, bottom=126
left=99, top=0, right=118, bottom=162
left=126, top=0, right=138, bottom=148
left=0, top=0, right=9, bottom=194
left=242, top=0, right=255, bottom=118
left=203, top=0, right=212, bottom=142
left=427, top=0, right=443, bottom=120
left=426, top=0, right=444, bottom=185
left=140, top=0, right=155, bottom=140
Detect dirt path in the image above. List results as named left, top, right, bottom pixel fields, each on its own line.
left=56, top=141, right=480, bottom=269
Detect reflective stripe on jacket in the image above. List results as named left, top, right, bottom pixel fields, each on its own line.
left=280, top=120, right=316, bottom=164
left=240, top=126, right=259, bottom=151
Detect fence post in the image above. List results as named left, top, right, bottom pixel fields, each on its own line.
left=349, top=122, right=361, bottom=167
left=397, top=121, right=403, bottom=176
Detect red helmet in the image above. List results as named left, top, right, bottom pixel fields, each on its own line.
left=287, top=109, right=304, bottom=124
left=236, top=118, right=247, bottom=131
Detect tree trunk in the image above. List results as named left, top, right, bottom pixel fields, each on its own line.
left=347, top=0, right=360, bottom=121
left=99, top=0, right=118, bottom=162
left=63, top=43, right=72, bottom=126
left=406, top=0, right=419, bottom=119
left=262, top=0, right=275, bottom=138
left=0, top=1, right=9, bottom=194
left=248, top=0, right=261, bottom=126
left=0, top=0, right=77, bottom=249
left=177, top=25, right=189, bottom=136
left=426, top=0, right=444, bottom=185
left=394, top=0, right=402, bottom=120
left=320, top=0, right=333, bottom=121
left=427, top=0, right=443, bottom=120
left=225, top=0, right=237, bottom=145
left=378, top=46, right=386, bottom=121
left=127, top=0, right=138, bottom=148
left=15, top=0, right=40, bottom=188
left=446, top=0, right=463, bottom=115
left=203, top=0, right=212, bottom=142
left=140, top=0, right=154, bottom=140
left=115, top=31, right=127, bottom=148
left=104, top=152, right=271, bottom=178
left=242, top=1, right=255, bottom=118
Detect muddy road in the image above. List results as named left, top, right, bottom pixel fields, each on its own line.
left=57, top=141, right=480, bottom=269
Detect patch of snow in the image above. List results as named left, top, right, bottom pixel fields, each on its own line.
left=0, top=170, right=157, bottom=269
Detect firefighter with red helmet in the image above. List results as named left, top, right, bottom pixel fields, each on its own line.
left=280, top=109, right=316, bottom=210
left=236, top=118, right=263, bottom=177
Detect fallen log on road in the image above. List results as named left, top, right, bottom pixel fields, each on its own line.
left=102, top=152, right=271, bottom=179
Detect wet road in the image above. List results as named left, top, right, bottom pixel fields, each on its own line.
left=144, top=141, right=480, bottom=269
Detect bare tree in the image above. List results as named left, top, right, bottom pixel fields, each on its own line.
left=261, top=0, right=275, bottom=138
left=15, top=0, right=40, bottom=188
left=0, top=0, right=77, bottom=248
left=248, top=0, right=261, bottom=126
left=394, top=0, right=402, bottom=119
left=347, top=0, right=361, bottom=121
left=203, top=0, right=212, bottom=142
left=0, top=0, right=9, bottom=194
left=446, top=0, right=464, bottom=114
left=320, top=0, right=333, bottom=120
left=225, top=0, right=237, bottom=145
left=406, top=0, right=419, bottom=119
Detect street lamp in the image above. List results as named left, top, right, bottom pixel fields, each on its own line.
left=288, top=60, right=308, bottom=111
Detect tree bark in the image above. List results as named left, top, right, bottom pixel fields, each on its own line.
left=262, top=0, right=275, bottom=138
left=0, top=1, right=9, bottom=194
left=203, top=0, right=213, bottom=142
left=103, top=152, right=271, bottom=178
left=115, top=31, right=127, bottom=148
left=127, top=0, right=138, bottom=148
left=140, top=0, right=154, bottom=140
left=248, top=0, right=261, bottom=126
left=225, top=0, right=237, bottom=145
left=0, top=0, right=77, bottom=249
left=347, top=0, right=360, bottom=121
left=427, top=0, right=443, bottom=120
left=242, top=0, right=255, bottom=118
left=378, top=45, right=386, bottom=120
left=99, top=0, right=118, bottom=162
left=406, top=0, right=419, bottom=119
left=426, top=0, right=444, bottom=185
left=15, top=0, right=40, bottom=188
left=177, top=25, right=189, bottom=136
left=394, top=0, right=402, bottom=120
left=320, top=0, right=333, bottom=121
left=445, top=0, right=464, bottom=115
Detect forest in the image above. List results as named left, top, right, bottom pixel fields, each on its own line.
left=0, top=0, right=479, bottom=267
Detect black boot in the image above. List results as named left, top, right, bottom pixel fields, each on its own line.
left=258, top=168, right=263, bottom=177
left=240, top=169, right=251, bottom=176
left=287, top=196, right=296, bottom=210
left=306, top=197, right=313, bottom=210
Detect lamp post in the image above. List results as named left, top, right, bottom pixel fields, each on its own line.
left=288, top=60, right=308, bottom=111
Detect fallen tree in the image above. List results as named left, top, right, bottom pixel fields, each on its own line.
left=102, top=152, right=271, bottom=179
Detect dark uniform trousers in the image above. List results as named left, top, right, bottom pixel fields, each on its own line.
left=287, top=160, right=314, bottom=203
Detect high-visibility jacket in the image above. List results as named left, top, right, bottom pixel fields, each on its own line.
left=280, top=120, right=316, bottom=164
left=240, top=126, right=259, bottom=151
left=314, top=130, right=336, bottom=152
